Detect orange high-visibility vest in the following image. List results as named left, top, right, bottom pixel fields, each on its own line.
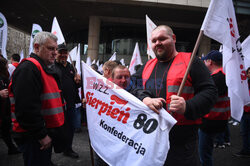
left=203, top=68, right=230, bottom=120
left=9, top=58, right=64, bottom=132
left=142, top=52, right=201, bottom=125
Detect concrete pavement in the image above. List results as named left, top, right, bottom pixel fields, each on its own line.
left=0, top=124, right=249, bottom=166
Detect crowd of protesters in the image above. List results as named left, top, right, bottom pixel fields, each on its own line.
left=0, top=24, right=250, bottom=166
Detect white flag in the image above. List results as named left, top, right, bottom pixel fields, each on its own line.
left=51, top=17, right=65, bottom=45
left=219, top=45, right=223, bottom=53
left=98, top=64, right=103, bottom=73
left=82, top=61, right=176, bottom=166
left=201, top=0, right=250, bottom=121
left=75, top=44, right=81, bottom=75
left=86, top=56, right=92, bottom=66
left=120, top=58, right=125, bottom=66
left=109, top=52, right=117, bottom=61
left=76, top=44, right=82, bottom=99
left=0, top=12, right=8, bottom=59
left=129, top=42, right=142, bottom=75
left=68, top=46, right=77, bottom=63
left=242, top=35, right=250, bottom=69
left=92, top=59, right=96, bottom=65
left=29, top=24, right=42, bottom=55
left=146, top=15, right=156, bottom=59
left=20, top=50, right=24, bottom=61
left=96, top=60, right=100, bottom=67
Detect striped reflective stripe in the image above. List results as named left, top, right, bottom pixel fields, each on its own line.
left=41, top=107, right=64, bottom=116
left=9, top=97, right=15, bottom=104
left=11, top=112, right=16, bottom=119
left=217, top=96, right=230, bottom=102
left=211, top=107, right=230, bottom=113
left=40, top=92, right=60, bottom=100
left=168, top=85, right=194, bottom=93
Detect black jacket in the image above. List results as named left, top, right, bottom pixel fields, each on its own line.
left=11, top=54, right=67, bottom=151
left=54, top=61, right=81, bottom=110
left=200, top=71, right=228, bottom=133
left=0, top=75, right=11, bottom=124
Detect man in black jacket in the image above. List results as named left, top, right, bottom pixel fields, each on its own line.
left=55, top=44, right=81, bottom=159
left=10, top=32, right=67, bottom=166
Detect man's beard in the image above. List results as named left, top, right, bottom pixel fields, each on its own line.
left=155, top=50, right=169, bottom=61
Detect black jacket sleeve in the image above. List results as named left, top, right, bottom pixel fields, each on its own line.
left=184, top=57, right=218, bottom=120
left=130, top=64, right=155, bottom=100
left=12, top=61, right=48, bottom=140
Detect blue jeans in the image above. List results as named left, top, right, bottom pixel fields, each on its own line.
left=64, top=106, right=81, bottom=150
left=73, top=106, right=82, bottom=129
left=215, top=123, right=230, bottom=145
left=18, top=139, right=52, bottom=166
left=240, top=113, right=250, bottom=153
left=198, top=129, right=224, bottom=166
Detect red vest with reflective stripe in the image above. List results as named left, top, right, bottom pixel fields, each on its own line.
left=142, top=52, right=201, bottom=125
left=244, top=88, right=250, bottom=113
left=9, top=58, right=64, bottom=132
left=203, top=68, right=230, bottom=120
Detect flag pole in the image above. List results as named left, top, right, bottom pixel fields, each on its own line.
left=177, top=30, right=204, bottom=96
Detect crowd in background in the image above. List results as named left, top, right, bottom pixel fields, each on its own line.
left=0, top=26, right=250, bottom=166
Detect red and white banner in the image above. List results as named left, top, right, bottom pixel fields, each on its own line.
left=201, top=0, right=250, bottom=121
left=129, top=42, right=142, bottom=75
left=51, top=17, right=65, bottom=45
left=29, top=24, right=42, bottom=55
left=82, top=62, right=176, bottom=166
left=146, top=15, right=156, bottom=59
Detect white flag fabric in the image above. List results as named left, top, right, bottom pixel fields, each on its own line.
left=219, top=45, right=223, bottom=53
left=120, top=58, right=125, bottom=66
left=92, top=59, right=96, bottom=65
left=201, top=0, right=250, bottom=121
left=67, top=46, right=77, bottom=63
left=96, top=60, right=100, bottom=67
left=129, top=42, right=142, bottom=75
left=0, top=12, right=8, bottom=59
left=98, top=64, right=103, bottom=73
left=242, top=35, right=250, bottom=69
left=86, top=56, right=92, bottom=66
left=109, top=52, right=117, bottom=61
left=20, top=50, right=24, bottom=61
left=51, top=17, right=65, bottom=45
left=29, top=24, right=42, bottom=55
left=75, top=44, right=81, bottom=75
left=75, top=44, right=82, bottom=99
left=82, top=62, right=176, bottom=166
left=146, top=15, right=156, bottom=59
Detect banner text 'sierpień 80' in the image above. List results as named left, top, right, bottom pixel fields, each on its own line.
left=82, top=62, right=176, bottom=166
